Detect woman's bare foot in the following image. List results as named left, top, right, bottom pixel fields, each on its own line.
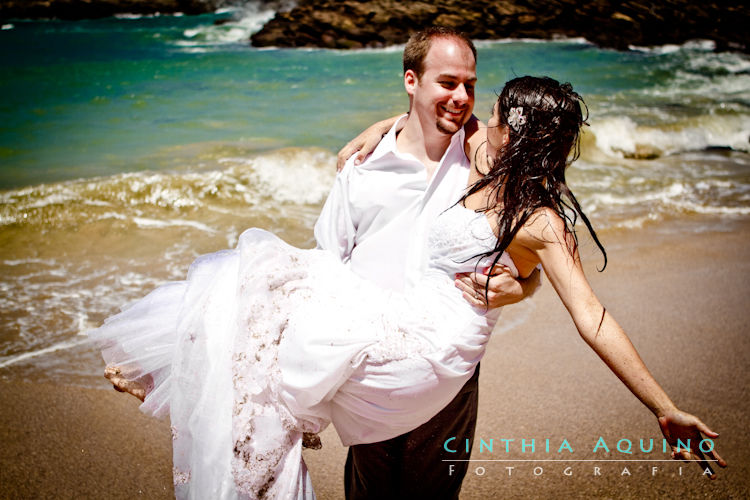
left=302, top=432, right=322, bottom=450
left=104, top=366, right=147, bottom=402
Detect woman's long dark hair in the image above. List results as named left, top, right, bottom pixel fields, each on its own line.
left=460, top=76, right=606, bottom=291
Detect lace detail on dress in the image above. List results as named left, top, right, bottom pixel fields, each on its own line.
left=426, top=205, right=499, bottom=277
left=172, top=467, right=191, bottom=486
left=361, top=320, right=434, bottom=363
left=231, top=249, right=307, bottom=498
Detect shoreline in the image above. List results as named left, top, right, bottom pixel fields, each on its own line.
left=1, top=220, right=749, bottom=498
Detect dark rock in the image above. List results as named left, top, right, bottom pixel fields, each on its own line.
left=250, top=0, right=749, bottom=53
left=0, top=0, right=218, bottom=20
left=1, top=0, right=746, bottom=54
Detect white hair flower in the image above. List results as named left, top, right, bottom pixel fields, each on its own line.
left=507, top=106, right=526, bottom=131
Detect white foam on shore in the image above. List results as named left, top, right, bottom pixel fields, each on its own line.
left=230, top=148, right=336, bottom=205
left=586, top=182, right=689, bottom=207
left=0, top=146, right=336, bottom=229
left=176, top=2, right=278, bottom=48
left=0, top=337, right=89, bottom=369
left=113, top=12, right=185, bottom=20
left=132, top=217, right=217, bottom=233
left=493, top=298, right=537, bottom=336
left=590, top=114, right=750, bottom=158
left=334, top=43, right=406, bottom=54
left=0, top=253, right=172, bottom=377
left=2, top=258, right=58, bottom=267
left=684, top=49, right=750, bottom=75
left=631, top=49, right=750, bottom=109
left=582, top=178, right=750, bottom=223
left=476, top=37, right=591, bottom=48
left=628, top=39, right=717, bottom=54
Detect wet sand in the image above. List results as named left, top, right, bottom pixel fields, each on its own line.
left=1, top=221, right=748, bottom=499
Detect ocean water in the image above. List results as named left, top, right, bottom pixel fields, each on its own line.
left=0, top=4, right=748, bottom=385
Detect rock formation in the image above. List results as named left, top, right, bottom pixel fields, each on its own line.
left=0, top=0, right=218, bottom=20
left=1, top=0, right=746, bottom=54
left=250, top=0, right=749, bottom=53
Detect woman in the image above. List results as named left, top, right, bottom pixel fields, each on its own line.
left=90, top=76, right=724, bottom=499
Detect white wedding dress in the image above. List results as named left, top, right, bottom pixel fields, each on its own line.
left=89, top=203, right=516, bottom=499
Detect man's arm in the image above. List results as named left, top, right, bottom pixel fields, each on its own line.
left=338, top=113, right=485, bottom=172
left=336, top=115, right=403, bottom=171
left=454, top=265, right=541, bottom=309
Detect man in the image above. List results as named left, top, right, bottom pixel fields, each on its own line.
left=314, top=27, right=538, bottom=498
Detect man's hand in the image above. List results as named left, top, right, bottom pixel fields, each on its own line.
left=658, top=410, right=727, bottom=479
left=455, top=265, right=540, bottom=309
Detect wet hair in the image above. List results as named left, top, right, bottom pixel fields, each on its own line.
left=460, top=76, right=606, bottom=289
left=403, top=27, right=476, bottom=78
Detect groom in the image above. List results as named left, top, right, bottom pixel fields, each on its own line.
left=315, top=27, right=537, bottom=499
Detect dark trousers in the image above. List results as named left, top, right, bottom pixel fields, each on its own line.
left=344, top=365, right=480, bottom=500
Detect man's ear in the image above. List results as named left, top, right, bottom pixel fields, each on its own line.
left=404, top=69, right=418, bottom=96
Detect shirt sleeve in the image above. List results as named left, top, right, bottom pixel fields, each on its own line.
left=314, top=162, right=357, bottom=263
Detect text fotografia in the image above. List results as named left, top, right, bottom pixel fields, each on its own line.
left=448, top=463, right=712, bottom=477
left=443, top=436, right=716, bottom=456
left=443, top=437, right=718, bottom=477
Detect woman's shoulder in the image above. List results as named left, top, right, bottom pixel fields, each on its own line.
left=516, top=207, right=569, bottom=250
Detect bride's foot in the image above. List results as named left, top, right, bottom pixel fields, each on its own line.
left=104, top=366, right=147, bottom=402
left=302, top=432, right=322, bottom=450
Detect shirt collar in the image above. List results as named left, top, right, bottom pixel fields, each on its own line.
left=368, top=114, right=467, bottom=167
left=368, top=114, right=408, bottom=162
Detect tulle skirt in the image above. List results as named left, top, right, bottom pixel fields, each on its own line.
left=89, top=228, right=498, bottom=499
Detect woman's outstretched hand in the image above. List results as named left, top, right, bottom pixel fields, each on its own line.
left=657, top=409, right=727, bottom=478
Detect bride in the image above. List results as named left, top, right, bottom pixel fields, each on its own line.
left=89, top=76, right=725, bottom=499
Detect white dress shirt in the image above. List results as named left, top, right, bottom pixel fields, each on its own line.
left=314, top=115, right=471, bottom=291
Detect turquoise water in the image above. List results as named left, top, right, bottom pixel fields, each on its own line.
left=2, top=14, right=747, bottom=189
left=0, top=8, right=748, bottom=384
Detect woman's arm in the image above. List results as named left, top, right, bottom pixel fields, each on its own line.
left=336, top=115, right=403, bottom=171
left=512, top=208, right=726, bottom=476
left=337, top=113, right=486, bottom=172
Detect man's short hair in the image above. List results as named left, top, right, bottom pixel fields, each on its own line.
left=403, top=27, right=477, bottom=78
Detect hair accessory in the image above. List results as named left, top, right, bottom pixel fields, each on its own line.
left=507, top=106, right=526, bottom=130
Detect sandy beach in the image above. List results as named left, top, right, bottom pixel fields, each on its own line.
left=1, top=220, right=748, bottom=499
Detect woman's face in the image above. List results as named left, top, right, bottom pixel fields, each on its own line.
left=486, top=100, right=507, bottom=159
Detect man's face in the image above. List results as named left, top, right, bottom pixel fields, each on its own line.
left=408, top=37, right=477, bottom=136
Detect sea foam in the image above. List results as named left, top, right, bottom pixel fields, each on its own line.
left=176, top=2, right=278, bottom=48
left=589, top=114, right=750, bottom=159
